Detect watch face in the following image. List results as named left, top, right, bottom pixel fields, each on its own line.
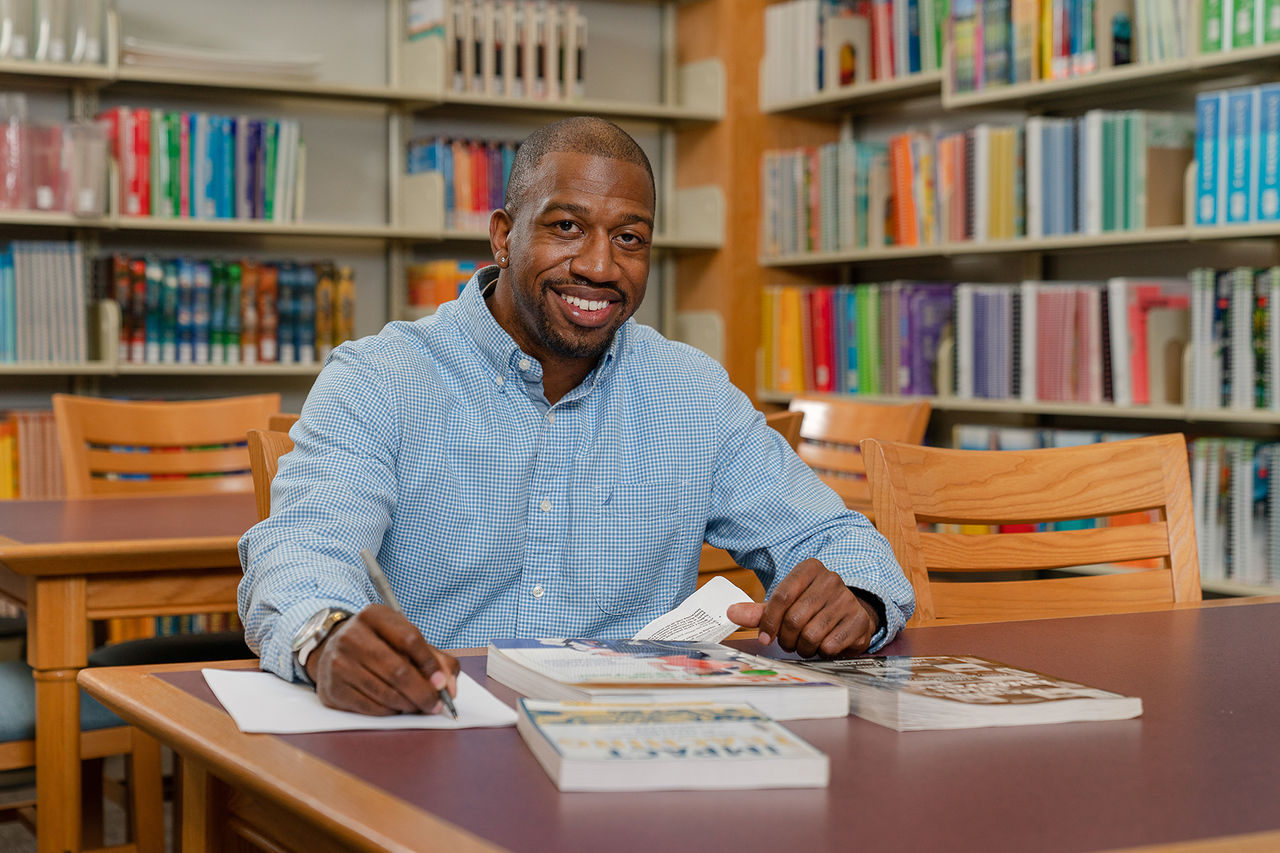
left=292, top=608, right=333, bottom=652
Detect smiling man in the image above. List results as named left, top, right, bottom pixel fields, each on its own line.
left=238, top=117, right=914, bottom=716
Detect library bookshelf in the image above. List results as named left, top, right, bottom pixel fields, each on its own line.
left=0, top=0, right=726, bottom=401
left=746, top=0, right=1280, bottom=596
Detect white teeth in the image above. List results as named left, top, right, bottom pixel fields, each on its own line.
left=561, top=293, right=609, bottom=312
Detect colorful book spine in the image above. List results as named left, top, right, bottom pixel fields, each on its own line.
left=1195, top=91, right=1225, bottom=226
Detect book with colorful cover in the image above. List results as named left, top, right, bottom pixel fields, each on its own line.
left=516, top=700, right=829, bottom=791
left=786, top=655, right=1143, bottom=731
left=486, top=638, right=850, bottom=720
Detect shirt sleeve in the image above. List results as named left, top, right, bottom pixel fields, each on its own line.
left=701, top=382, right=916, bottom=650
left=237, top=341, right=401, bottom=682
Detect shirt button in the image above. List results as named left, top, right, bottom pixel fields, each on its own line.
left=494, top=374, right=504, bottom=386
left=531, top=584, right=544, bottom=598
left=547, top=411, right=555, bottom=424
left=540, top=499, right=551, bottom=512
left=519, top=358, right=531, bottom=371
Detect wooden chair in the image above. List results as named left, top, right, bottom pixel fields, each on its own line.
left=53, top=393, right=282, bottom=497
left=697, top=409, right=807, bottom=602
left=788, top=397, right=931, bottom=515
left=25, top=393, right=277, bottom=849
left=862, top=433, right=1202, bottom=627
left=268, top=412, right=300, bottom=433
left=247, top=429, right=296, bottom=522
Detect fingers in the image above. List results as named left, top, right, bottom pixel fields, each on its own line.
left=761, top=561, right=877, bottom=658
left=756, top=559, right=823, bottom=647
left=726, top=601, right=763, bottom=628
left=312, top=606, right=457, bottom=715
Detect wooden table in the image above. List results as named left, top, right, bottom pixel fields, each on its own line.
left=0, top=492, right=257, bottom=853
left=80, top=597, right=1280, bottom=853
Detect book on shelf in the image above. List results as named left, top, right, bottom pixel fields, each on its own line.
left=405, top=0, right=586, bottom=100
left=785, top=655, right=1143, bottom=731
left=516, top=700, right=829, bottom=791
left=486, top=638, right=850, bottom=721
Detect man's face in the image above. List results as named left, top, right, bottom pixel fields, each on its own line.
left=491, top=151, right=654, bottom=364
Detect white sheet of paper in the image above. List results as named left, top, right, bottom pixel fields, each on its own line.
left=203, top=669, right=517, bottom=733
left=632, top=575, right=754, bottom=643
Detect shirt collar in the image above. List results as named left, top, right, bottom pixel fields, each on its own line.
left=446, top=265, right=629, bottom=393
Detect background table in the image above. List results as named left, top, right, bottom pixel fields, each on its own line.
left=81, top=599, right=1280, bottom=853
left=0, top=492, right=257, bottom=853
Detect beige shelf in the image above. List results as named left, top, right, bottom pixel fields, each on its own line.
left=761, top=226, right=1193, bottom=266
left=114, top=65, right=411, bottom=104
left=0, top=58, right=112, bottom=81
left=762, top=70, right=943, bottom=117
left=436, top=92, right=722, bottom=123
left=113, top=362, right=323, bottom=376
left=943, top=58, right=1196, bottom=109
left=0, top=209, right=112, bottom=228
left=110, top=216, right=436, bottom=241
left=0, top=362, right=115, bottom=375
left=756, top=390, right=1280, bottom=425
left=943, top=44, right=1280, bottom=111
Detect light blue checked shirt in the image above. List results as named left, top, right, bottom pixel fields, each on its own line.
left=239, top=266, right=914, bottom=683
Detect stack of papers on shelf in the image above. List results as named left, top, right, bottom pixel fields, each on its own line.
left=517, top=699, right=829, bottom=791
left=486, top=638, right=849, bottom=721
left=785, top=655, right=1144, bottom=731
left=120, top=36, right=321, bottom=78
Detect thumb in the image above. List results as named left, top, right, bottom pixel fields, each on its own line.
left=726, top=602, right=763, bottom=627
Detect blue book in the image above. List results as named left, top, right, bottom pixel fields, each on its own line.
left=144, top=257, right=163, bottom=364
left=0, top=249, right=13, bottom=362
left=1225, top=87, right=1255, bottom=224
left=295, top=263, right=316, bottom=364
left=176, top=259, right=194, bottom=364
left=219, top=116, right=236, bottom=219
left=1061, top=121, right=1077, bottom=234
left=1255, top=83, right=1280, bottom=221
left=907, top=0, right=923, bottom=75
left=839, top=285, right=858, bottom=393
left=276, top=262, right=297, bottom=364
left=1195, top=91, right=1226, bottom=225
left=160, top=260, right=179, bottom=364
left=441, top=141, right=455, bottom=225
left=193, top=261, right=211, bottom=364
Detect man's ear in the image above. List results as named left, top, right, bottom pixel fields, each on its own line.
left=489, top=208, right=513, bottom=266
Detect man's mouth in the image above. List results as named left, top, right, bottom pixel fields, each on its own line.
left=555, top=290, right=619, bottom=328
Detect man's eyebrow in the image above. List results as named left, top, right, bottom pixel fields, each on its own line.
left=543, top=202, right=654, bottom=229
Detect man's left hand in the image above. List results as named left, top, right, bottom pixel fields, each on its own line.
left=726, top=559, right=879, bottom=658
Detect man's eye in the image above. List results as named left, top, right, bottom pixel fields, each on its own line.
left=553, top=220, right=580, bottom=233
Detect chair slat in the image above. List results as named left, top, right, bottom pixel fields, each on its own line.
left=930, top=571, right=1177, bottom=623
left=920, top=524, right=1172, bottom=571
left=799, top=444, right=867, bottom=475
left=85, top=447, right=250, bottom=476
left=887, top=441, right=1174, bottom=523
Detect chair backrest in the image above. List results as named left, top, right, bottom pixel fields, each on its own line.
left=268, top=412, right=300, bottom=433
left=764, top=409, right=804, bottom=450
left=788, top=397, right=931, bottom=510
left=53, top=393, right=281, bottom=498
left=862, top=433, right=1202, bottom=627
left=246, top=429, right=296, bottom=521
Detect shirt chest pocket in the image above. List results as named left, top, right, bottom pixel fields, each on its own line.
left=569, top=481, right=684, bottom=616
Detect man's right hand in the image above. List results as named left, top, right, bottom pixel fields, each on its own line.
left=304, top=604, right=460, bottom=716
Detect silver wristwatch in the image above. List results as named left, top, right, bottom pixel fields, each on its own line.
left=291, top=607, right=353, bottom=668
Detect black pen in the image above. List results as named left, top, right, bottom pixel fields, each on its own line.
left=358, top=548, right=459, bottom=720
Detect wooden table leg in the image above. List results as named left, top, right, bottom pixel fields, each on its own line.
left=180, top=757, right=215, bottom=853
left=33, top=667, right=82, bottom=853
left=30, top=576, right=88, bottom=853
left=130, top=731, right=165, bottom=853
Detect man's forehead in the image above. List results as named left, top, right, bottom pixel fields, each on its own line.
left=534, top=152, right=654, bottom=207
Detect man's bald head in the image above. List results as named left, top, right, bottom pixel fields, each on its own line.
left=504, top=117, right=655, bottom=216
